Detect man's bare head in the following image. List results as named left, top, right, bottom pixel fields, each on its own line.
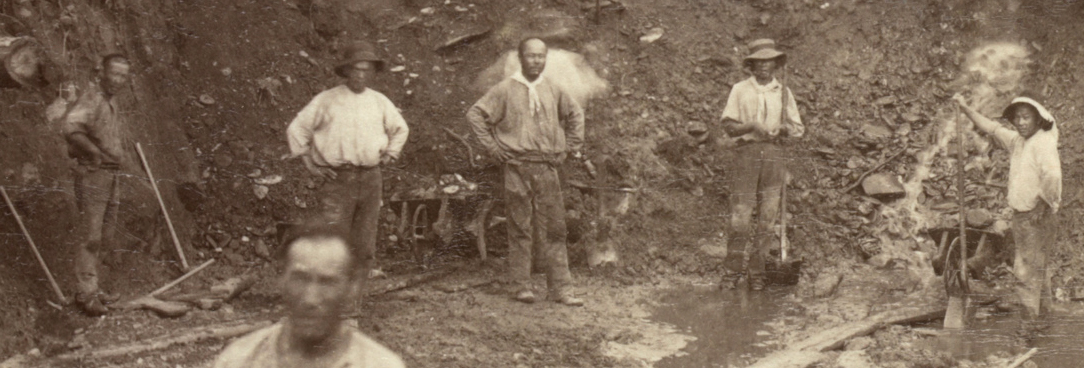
left=281, top=235, right=358, bottom=346
left=99, top=54, right=130, bottom=97
left=517, top=38, right=547, bottom=81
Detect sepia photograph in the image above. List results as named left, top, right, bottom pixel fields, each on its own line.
left=0, top=0, right=1081, bottom=366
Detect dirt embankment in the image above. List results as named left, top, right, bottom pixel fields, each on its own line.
left=3, top=0, right=1084, bottom=366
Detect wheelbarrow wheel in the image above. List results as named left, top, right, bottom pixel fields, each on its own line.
left=410, top=204, right=431, bottom=264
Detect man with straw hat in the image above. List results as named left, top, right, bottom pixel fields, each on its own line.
left=719, top=38, right=804, bottom=291
left=954, top=93, right=1061, bottom=319
left=286, top=41, right=409, bottom=283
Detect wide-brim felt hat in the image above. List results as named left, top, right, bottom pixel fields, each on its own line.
left=334, top=41, right=386, bottom=77
left=743, top=38, right=786, bottom=65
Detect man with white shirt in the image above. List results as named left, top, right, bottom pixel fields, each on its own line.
left=286, top=41, right=409, bottom=280
left=954, top=93, right=1061, bottom=319
left=719, top=39, right=804, bottom=291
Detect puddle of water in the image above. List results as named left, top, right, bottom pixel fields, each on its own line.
left=652, top=285, right=799, bottom=368
left=917, top=310, right=1084, bottom=366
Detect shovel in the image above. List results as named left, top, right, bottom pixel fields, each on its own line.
left=766, top=176, right=802, bottom=285
left=944, top=105, right=970, bottom=329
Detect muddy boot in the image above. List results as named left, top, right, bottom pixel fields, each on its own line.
left=515, top=290, right=538, bottom=304
left=75, top=292, right=108, bottom=317
left=553, top=292, right=584, bottom=307
left=749, top=277, right=766, bottom=291
left=719, top=271, right=743, bottom=290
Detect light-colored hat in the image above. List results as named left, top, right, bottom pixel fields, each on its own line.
left=1002, top=96, right=1055, bottom=131
left=743, top=38, right=786, bottom=65
left=334, top=41, right=385, bottom=77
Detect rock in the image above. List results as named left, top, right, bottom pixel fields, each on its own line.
left=420, top=7, right=435, bottom=15
left=859, top=123, right=893, bottom=139
left=836, top=350, right=875, bottom=368
left=813, top=273, right=843, bottom=297
left=901, top=112, right=921, bottom=122
left=845, top=336, right=874, bottom=351
left=435, top=28, right=492, bottom=53
left=196, top=298, right=222, bottom=310
left=965, top=208, right=994, bottom=228
left=213, top=153, right=234, bottom=168
left=389, top=65, right=406, bottom=72
left=254, top=239, right=271, bottom=260
left=254, top=174, right=283, bottom=185
left=640, top=27, right=664, bottom=43
left=198, top=94, right=215, bottom=105
left=253, top=185, right=269, bottom=199
left=862, top=173, right=905, bottom=197
left=873, top=95, right=898, bottom=106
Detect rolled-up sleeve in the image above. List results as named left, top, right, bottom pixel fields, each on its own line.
left=61, top=92, right=99, bottom=137
left=286, top=96, right=322, bottom=158
left=467, top=86, right=505, bottom=155
left=784, top=87, right=804, bottom=138
left=382, top=97, right=409, bottom=159
left=1037, top=142, right=1062, bottom=212
left=559, top=89, right=585, bottom=152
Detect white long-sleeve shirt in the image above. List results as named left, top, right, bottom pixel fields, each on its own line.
left=992, top=125, right=1061, bottom=213
left=721, top=76, right=804, bottom=142
left=287, top=86, right=409, bottom=167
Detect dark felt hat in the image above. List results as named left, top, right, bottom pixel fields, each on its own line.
left=334, top=41, right=385, bottom=77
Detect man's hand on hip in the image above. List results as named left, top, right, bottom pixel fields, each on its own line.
left=302, top=156, right=337, bottom=179
left=380, top=153, right=397, bottom=166
left=491, top=149, right=515, bottom=163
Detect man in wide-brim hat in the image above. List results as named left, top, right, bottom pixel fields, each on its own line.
left=719, top=38, right=804, bottom=291
left=287, top=40, right=409, bottom=285
left=954, top=93, right=1061, bottom=319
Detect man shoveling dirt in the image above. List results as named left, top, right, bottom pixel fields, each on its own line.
left=953, top=93, right=1061, bottom=320
left=719, top=39, right=804, bottom=291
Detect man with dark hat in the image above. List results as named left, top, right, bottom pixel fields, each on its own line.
left=719, top=39, right=804, bottom=291
left=286, top=41, right=409, bottom=281
left=954, top=93, right=1061, bottom=319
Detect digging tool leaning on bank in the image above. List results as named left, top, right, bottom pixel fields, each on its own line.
left=61, top=53, right=133, bottom=316
left=467, top=38, right=586, bottom=306
left=286, top=41, right=409, bottom=282
left=953, top=93, right=1061, bottom=319
left=719, top=39, right=804, bottom=291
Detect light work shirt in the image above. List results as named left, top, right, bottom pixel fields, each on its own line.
left=287, top=86, right=409, bottom=167
left=992, top=125, right=1062, bottom=213
left=721, top=76, right=804, bottom=142
left=212, top=322, right=406, bottom=368
left=466, top=77, right=585, bottom=157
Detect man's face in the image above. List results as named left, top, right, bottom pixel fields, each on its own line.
left=518, top=40, right=547, bottom=80
left=282, top=238, right=356, bottom=344
left=1012, top=104, right=1040, bottom=139
left=102, top=60, right=130, bottom=96
left=751, top=59, right=777, bottom=81
left=344, top=61, right=374, bottom=93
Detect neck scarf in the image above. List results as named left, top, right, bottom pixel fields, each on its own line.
left=511, top=72, right=543, bottom=117
left=752, top=77, right=782, bottom=130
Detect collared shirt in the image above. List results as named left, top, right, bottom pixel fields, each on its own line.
left=287, top=86, right=409, bottom=168
left=992, top=125, right=1062, bottom=213
left=466, top=77, right=585, bottom=157
left=721, top=76, right=804, bottom=142
left=61, top=83, right=126, bottom=165
left=212, top=321, right=405, bottom=368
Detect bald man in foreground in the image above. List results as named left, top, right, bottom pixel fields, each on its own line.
left=213, top=235, right=404, bottom=368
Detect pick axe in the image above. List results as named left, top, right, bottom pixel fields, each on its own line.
left=944, top=104, right=971, bottom=329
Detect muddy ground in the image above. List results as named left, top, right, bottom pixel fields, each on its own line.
left=3, top=0, right=1084, bottom=367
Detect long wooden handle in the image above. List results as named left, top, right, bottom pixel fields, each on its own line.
left=1, top=186, right=66, bottom=302
left=780, top=182, right=788, bottom=262
left=149, top=259, right=215, bottom=296
left=955, top=107, right=968, bottom=291
left=136, top=143, right=189, bottom=269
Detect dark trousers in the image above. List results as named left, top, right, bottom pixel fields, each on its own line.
left=305, top=167, right=382, bottom=275
left=73, top=166, right=120, bottom=295
left=725, top=143, right=786, bottom=279
left=504, top=162, right=572, bottom=296
left=1012, top=201, right=1056, bottom=318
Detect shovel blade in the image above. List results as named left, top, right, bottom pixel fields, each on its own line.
left=943, top=296, right=970, bottom=329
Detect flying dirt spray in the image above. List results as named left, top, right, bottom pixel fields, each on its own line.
left=874, top=42, right=1030, bottom=289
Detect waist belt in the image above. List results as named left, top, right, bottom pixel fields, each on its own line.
left=328, top=164, right=378, bottom=172
left=514, top=152, right=565, bottom=164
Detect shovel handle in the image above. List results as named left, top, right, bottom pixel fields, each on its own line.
left=1, top=186, right=66, bottom=302
left=137, top=143, right=189, bottom=270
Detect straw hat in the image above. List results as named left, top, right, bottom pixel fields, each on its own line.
left=743, top=38, right=786, bottom=66
left=1002, top=95, right=1055, bottom=131
left=334, top=41, right=385, bottom=77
